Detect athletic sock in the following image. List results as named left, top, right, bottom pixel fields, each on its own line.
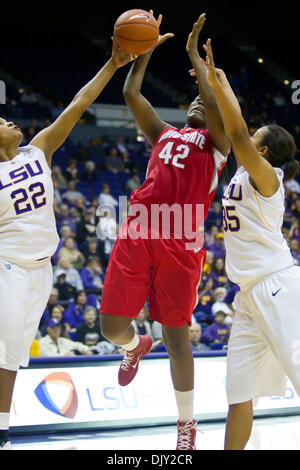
left=121, top=334, right=140, bottom=351
left=174, top=389, right=195, bottom=422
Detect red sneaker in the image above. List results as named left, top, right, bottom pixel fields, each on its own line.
left=176, top=419, right=197, bottom=450
left=118, top=335, right=153, bottom=386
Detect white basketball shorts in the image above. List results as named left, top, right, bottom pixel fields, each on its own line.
left=226, top=265, right=300, bottom=405
left=0, top=257, right=53, bottom=371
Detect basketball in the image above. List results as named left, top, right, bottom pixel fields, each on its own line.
left=114, top=9, right=159, bottom=55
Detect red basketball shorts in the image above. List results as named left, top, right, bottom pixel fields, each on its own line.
left=100, top=223, right=206, bottom=327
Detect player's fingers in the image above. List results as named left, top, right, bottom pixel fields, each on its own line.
left=203, top=43, right=214, bottom=67
left=150, top=9, right=161, bottom=26
left=129, top=53, right=138, bottom=61
left=111, top=36, right=118, bottom=49
left=197, top=12, right=206, bottom=23
left=159, top=32, right=174, bottom=43
left=188, top=70, right=198, bottom=83
left=192, top=21, right=199, bottom=34
left=206, top=38, right=215, bottom=65
left=203, top=44, right=209, bottom=56
left=157, top=13, right=163, bottom=27
left=199, top=57, right=210, bottom=68
left=194, top=13, right=206, bottom=30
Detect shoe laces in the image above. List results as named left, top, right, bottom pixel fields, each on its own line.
left=177, top=420, right=196, bottom=450
left=119, top=348, right=135, bottom=371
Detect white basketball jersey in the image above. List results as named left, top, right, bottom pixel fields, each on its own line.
left=223, top=166, right=294, bottom=290
left=0, top=144, right=59, bottom=266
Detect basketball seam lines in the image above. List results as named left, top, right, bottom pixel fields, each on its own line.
left=115, top=34, right=158, bottom=42
left=115, top=22, right=158, bottom=30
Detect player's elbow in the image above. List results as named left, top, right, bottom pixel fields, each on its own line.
left=123, top=85, right=138, bottom=103
left=123, top=87, right=144, bottom=111
left=123, top=79, right=134, bottom=96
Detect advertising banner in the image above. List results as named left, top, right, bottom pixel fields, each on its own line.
left=10, top=356, right=300, bottom=432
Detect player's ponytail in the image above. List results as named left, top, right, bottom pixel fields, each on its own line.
left=261, top=124, right=299, bottom=182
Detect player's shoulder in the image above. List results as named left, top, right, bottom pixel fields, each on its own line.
left=233, top=166, right=247, bottom=178
left=18, top=143, right=49, bottom=167
left=155, top=125, right=180, bottom=143
left=18, top=144, right=44, bottom=157
left=228, top=166, right=248, bottom=186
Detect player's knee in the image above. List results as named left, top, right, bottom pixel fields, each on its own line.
left=163, top=333, right=191, bottom=359
left=99, top=313, right=131, bottom=344
left=99, top=313, right=117, bottom=342
left=228, top=400, right=252, bottom=413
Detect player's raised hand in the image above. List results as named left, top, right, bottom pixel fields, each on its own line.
left=186, top=13, right=206, bottom=54
left=149, top=10, right=174, bottom=50
left=198, top=38, right=227, bottom=89
left=111, top=36, right=138, bottom=68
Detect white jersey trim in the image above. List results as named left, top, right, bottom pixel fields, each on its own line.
left=209, top=147, right=228, bottom=194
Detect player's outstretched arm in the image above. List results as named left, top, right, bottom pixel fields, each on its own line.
left=30, top=39, right=136, bottom=167
left=123, top=12, right=174, bottom=146
left=186, top=14, right=230, bottom=157
left=199, top=39, right=279, bottom=197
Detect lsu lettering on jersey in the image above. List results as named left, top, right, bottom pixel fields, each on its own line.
left=0, top=144, right=59, bottom=266
left=130, top=126, right=228, bottom=242
left=223, top=166, right=294, bottom=290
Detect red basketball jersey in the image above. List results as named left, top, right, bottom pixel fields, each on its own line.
left=129, top=126, right=228, bottom=244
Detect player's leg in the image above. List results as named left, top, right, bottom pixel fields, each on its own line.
left=162, top=324, right=194, bottom=392
left=161, top=324, right=196, bottom=450
left=225, top=291, right=286, bottom=450
left=148, top=241, right=204, bottom=450
left=162, top=324, right=195, bottom=406
left=100, top=313, right=136, bottom=346
left=224, top=400, right=253, bottom=450
left=248, top=266, right=300, bottom=398
left=0, top=370, right=17, bottom=412
left=0, top=261, right=53, bottom=450
left=0, top=260, right=28, bottom=449
left=100, top=234, right=153, bottom=386
left=21, top=262, right=54, bottom=368
left=0, top=369, right=17, bottom=449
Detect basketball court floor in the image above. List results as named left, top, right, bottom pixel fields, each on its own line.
left=9, top=415, right=300, bottom=450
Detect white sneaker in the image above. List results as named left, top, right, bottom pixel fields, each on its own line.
left=0, top=441, right=13, bottom=450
